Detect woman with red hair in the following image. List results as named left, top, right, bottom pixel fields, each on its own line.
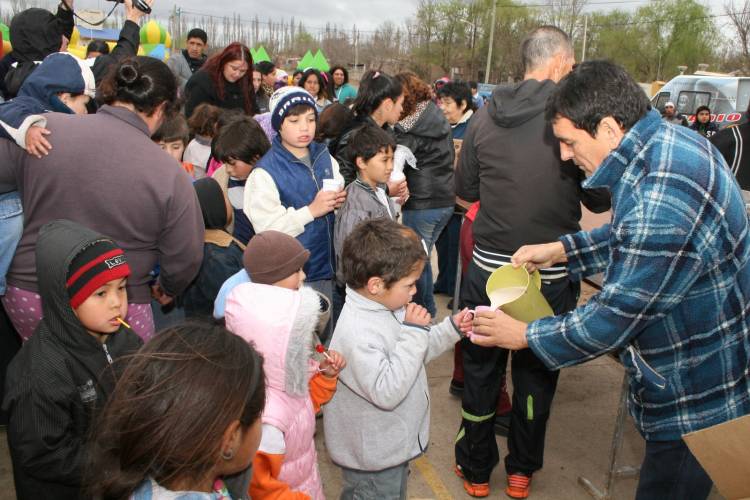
left=184, top=42, right=257, bottom=118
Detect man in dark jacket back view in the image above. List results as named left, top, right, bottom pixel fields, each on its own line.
left=453, top=26, right=611, bottom=498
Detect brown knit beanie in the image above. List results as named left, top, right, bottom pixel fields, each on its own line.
left=243, top=231, right=310, bottom=285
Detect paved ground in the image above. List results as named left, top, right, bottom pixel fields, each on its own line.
left=0, top=208, right=725, bottom=499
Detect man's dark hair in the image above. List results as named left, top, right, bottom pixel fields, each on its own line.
left=694, top=105, right=711, bottom=116
left=99, top=56, right=178, bottom=117
left=545, top=60, right=651, bottom=136
left=349, top=125, right=396, bottom=165
left=520, top=25, right=572, bottom=73
left=468, top=80, right=478, bottom=90
left=437, top=81, right=475, bottom=113
left=213, top=116, right=271, bottom=164
left=255, top=61, right=276, bottom=76
left=152, top=113, right=190, bottom=145
left=342, top=218, right=426, bottom=290
left=186, top=28, right=207, bottom=44
left=86, top=40, right=110, bottom=57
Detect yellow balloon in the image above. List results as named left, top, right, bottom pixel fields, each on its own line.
left=66, top=46, right=87, bottom=59
left=70, top=27, right=80, bottom=46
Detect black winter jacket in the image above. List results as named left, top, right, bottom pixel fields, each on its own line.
left=395, top=101, right=455, bottom=210
left=184, top=69, right=255, bottom=118
left=90, top=20, right=140, bottom=86
left=456, top=79, right=610, bottom=253
left=3, top=5, right=74, bottom=99
left=2, top=220, right=143, bottom=500
left=330, top=113, right=385, bottom=186
left=711, top=121, right=750, bottom=190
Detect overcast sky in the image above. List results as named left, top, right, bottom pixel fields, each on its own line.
left=3, top=0, right=728, bottom=32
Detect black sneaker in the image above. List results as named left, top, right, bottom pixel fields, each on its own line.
left=494, top=414, right=510, bottom=436
left=449, top=379, right=464, bottom=397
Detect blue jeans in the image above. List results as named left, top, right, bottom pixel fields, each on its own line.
left=402, top=207, right=453, bottom=316
left=0, top=191, right=23, bottom=296
left=635, top=439, right=713, bottom=500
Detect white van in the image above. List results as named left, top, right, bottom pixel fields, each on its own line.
left=651, top=73, right=750, bottom=127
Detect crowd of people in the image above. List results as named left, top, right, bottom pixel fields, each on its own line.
left=0, top=2, right=748, bottom=500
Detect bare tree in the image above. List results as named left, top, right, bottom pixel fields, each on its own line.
left=542, top=0, right=588, bottom=39
left=726, top=0, right=750, bottom=72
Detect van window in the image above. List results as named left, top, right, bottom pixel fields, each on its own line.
left=677, top=91, right=711, bottom=114
left=738, top=80, right=750, bottom=114
left=654, top=92, right=671, bottom=112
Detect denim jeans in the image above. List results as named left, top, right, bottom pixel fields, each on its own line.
left=635, top=439, right=713, bottom=500
left=402, top=206, right=453, bottom=316
left=0, top=191, right=23, bottom=296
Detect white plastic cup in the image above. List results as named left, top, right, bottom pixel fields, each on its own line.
left=322, top=178, right=343, bottom=192
left=390, top=170, right=406, bottom=182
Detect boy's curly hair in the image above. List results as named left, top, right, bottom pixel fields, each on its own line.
left=187, top=103, right=222, bottom=138
left=342, top=218, right=426, bottom=289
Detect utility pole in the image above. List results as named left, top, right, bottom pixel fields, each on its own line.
left=484, top=0, right=496, bottom=84
left=353, top=25, right=359, bottom=72
left=581, top=14, right=588, bottom=62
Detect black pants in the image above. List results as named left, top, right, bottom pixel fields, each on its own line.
left=635, top=439, right=712, bottom=500
left=455, top=259, right=579, bottom=482
left=0, top=300, right=22, bottom=425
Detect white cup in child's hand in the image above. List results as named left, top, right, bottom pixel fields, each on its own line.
left=389, top=170, right=406, bottom=182
left=322, top=178, right=343, bottom=192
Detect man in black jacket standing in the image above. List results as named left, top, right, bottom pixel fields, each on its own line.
left=710, top=102, right=750, bottom=191
left=454, top=26, right=611, bottom=498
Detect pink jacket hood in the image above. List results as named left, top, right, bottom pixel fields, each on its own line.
left=225, top=283, right=322, bottom=396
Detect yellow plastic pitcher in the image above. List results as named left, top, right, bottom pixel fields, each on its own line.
left=485, top=265, right=554, bottom=323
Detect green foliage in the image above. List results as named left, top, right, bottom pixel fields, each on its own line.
left=405, top=0, right=727, bottom=83
left=586, top=0, right=719, bottom=81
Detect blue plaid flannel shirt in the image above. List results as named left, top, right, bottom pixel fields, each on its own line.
left=527, top=109, right=750, bottom=441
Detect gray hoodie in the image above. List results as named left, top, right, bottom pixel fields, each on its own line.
left=324, top=287, right=460, bottom=471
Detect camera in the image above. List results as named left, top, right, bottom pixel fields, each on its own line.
left=106, top=0, right=152, bottom=15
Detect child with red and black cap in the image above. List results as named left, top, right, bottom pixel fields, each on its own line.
left=3, top=219, right=143, bottom=499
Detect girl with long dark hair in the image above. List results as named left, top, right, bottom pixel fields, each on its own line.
left=85, top=322, right=266, bottom=499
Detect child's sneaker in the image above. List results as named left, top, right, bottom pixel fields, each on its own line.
left=505, top=472, right=532, bottom=499
left=454, top=465, right=490, bottom=497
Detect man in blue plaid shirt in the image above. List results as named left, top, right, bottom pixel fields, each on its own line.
left=467, top=60, right=750, bottom=499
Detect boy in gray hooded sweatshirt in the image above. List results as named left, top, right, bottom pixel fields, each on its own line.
left=324, top=218, right=469, bottom=499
